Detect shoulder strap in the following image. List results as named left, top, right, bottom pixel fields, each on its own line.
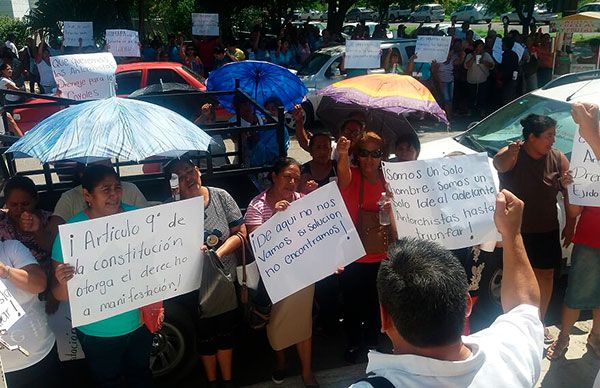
left=354, top=375, right=396, bottom=388
left=359, top=172, right=364, bottom=210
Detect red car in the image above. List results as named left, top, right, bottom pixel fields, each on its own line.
left=11, top=62, right=207, bottom=133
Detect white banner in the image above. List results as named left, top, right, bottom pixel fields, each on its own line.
left=0, top=280, right=24, bottom=332
left=106, top=29, right=140, bottom=57
left=249, top=183, right=365, bottom=304
left=569, top=129, right=600, bottom=206
left=63, top=21, right=94, bottom=47
left=415, top=35, right=452, bottom=63
left=51, top=53, right=117, bottom=100
left=345, top=40, right=381, bottom=69
left=192, top=13, right=220, bottom=36
left=47, top=302, right=85, bottom=361
left=382, top=153, right=497, bottom=249
left=59, top=197, right=204, bottom=327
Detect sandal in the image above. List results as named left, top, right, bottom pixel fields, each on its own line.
left=587, top=333, right=600, bottom=358
left=546, top=337, right=569, bottom=361
left=544, top=327, right=555, bottom=344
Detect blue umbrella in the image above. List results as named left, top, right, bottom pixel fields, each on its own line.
left=206, top=60, right=308, bottom=112
left=8, top=97, right=214, bottom=163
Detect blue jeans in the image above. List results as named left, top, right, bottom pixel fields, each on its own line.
left=76, top=326, right=154, bottom=388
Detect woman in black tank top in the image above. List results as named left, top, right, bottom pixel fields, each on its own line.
left=299, top=133, right=337, bottom=192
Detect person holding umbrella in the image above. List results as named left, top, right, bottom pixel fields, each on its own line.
left=51, top=165, right=155, bottom=388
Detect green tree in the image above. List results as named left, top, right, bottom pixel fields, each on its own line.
left=0, top=16, right=28, bottom=45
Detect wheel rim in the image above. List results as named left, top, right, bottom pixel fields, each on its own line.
left=149, top=322, right=186, bottom=377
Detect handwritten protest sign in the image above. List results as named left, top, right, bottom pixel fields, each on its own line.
left=345, top=40, right=381, bottom=68
left=382, top=153, right=497, bottom=249
left=63, top=21, right=94, bottom=47
left=249, top=183, right=365, bottom=304
left=106, top=29, right=140, bottom=57
left=569, top=129, right=600, bottom=206
left=51, top=53, right=117, bottom=100
left=0, top=280, right=24, bottom=332
left=415, top=36, right=452, bottom=63
left=47, top=302, right=85, bottom=361
left=493, top=37, right=525, bottom=63
left=192, top=13, right=220, bottom=36
left=59, top=197, right=204, bottom=327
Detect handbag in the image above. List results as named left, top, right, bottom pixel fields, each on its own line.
left=357, top=175, right=390, bottom=255
left=141, top=301, right=164, bottom=333
left=235, top=232, right=272, bottom=330
left=198, top=249, right=238, bottom=318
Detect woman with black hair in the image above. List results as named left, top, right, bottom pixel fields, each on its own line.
left=51, top=165, right=155, bottom=388
left=494, top=113, right=572, bottom=344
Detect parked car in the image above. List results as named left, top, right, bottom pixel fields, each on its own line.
left=387, top=5, right=412, bottom=21
left=345, top=7, right=376, bottom=22
left=298, top=9, right=321, bottom=20
left=501, top=5, right=559, bottom=24
left=451, top=3, right=494, bottom=23
left=419, top=70, right=600, bottom=324
left=341, top=22, right=394, bottom=39
left=10, top=62, right=206, bottom=133
left=577, top=2, right=600, bottom=12
left=295, top=40, right=417, bottom=124
left=409, top=4, right=445, bottom=22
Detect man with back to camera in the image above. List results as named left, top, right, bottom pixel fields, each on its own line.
left=350, top=189, right=543, bottom=388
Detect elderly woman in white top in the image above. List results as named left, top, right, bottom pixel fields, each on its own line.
left=0, top=239, right=58, bottom=388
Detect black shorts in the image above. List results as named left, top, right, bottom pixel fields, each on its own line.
left=522, top=230, right=562, bottom=270
left=196, top=309, right=237, bottom=355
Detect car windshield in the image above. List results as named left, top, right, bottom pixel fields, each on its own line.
left=297, top=52, right=331, bottom=76
left=458, top=94, right=576, bottom=158
left=182, top=66, right=205, bottom=84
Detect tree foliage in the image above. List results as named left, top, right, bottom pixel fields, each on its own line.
left=0, top=16, right=28, bottom=44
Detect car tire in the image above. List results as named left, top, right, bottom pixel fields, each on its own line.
left=502, top=16, right=510, bottom=24
left=425, top=16, right=431, bottom=22
left=151, top=303, right=197, bottom=382
left=469, top=16, right=475, bottom=24
left=470, top=248, right=504, bottom=332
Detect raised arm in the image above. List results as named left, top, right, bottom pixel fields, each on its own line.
left=35, top=31, right=44, bottom=63
left=0, top=262, right=46, bottom=294
left=493, top=141, right=522, bottom=173
left=336, top=136, right=352, bottom=190
left=494, top=189, right=540, bottom=311
left=293, top=105, right=310, bottom=152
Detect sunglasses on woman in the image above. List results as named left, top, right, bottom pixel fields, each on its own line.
left=357, top=149, right=384, bottom=158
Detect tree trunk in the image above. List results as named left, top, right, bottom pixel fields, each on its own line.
left=326, top=0, right=356, bottom=34
left=138, top=0, right=145, bottom=39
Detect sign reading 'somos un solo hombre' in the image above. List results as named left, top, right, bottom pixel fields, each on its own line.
left=59, top=198, right=204, bottom=327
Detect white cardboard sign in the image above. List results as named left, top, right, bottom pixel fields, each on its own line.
left=106, top=29, right=140, bottom=57
left=415, top=35, right=452, bottom=63
left=63, top=21, right=94, bottom=47
left=382, top=153, right=497, bottom=249
left=249, top=183, right=365, bottom=304
left=59, top=197, right=204, bottom=327
left=492, top=38, right=525, bottom=63
left=47, top=302, right=85, bottom=361
left=192, top=13, right=220, bottom=36
left=569, top=129, right=600, bottom=206
left=345, top=40, right=381, bottom=69
left=0, top=280, right=24, bottom=332
left=51, top=53, right=117, bottom=100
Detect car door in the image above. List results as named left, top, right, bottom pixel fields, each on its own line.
left=115, top=70, right=142, bottom=96
left=146, top=69, right=187, bottom=86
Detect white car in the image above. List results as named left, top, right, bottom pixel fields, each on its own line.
left=501, top=5, right=559, bottom=24
left=341, top=22, right=394, bottom=39
left=409, top=4, right=445, bottom=22
left=577, top=2, right=600, bottom=12
left=387, top=5, right=412, bottom=21
left=298, top=9, right=321, bottom=20
left=294, top=40, right=416, bottom=123
left=418, top=70, right=600, bottom=315
left=451, top=3, right=494, bottom=23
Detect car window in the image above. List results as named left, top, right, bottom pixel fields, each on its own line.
left=115, top=70, right=142, bottom=95
left=325, top=57, right=343, bottom=78
left=459, top=94, right=576, bottom=158
left=147, top=69, right=187, bottom=85
left=297, top=52, right=332, bottom=76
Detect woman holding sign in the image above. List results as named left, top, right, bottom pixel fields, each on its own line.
left=337, top=131, right=393, bottom=363
left=245, top=157, right=318, bottom=387
left=0, top=239, right=58, bottom=388
left=165, top=159, right=245, bottom=388
left=51, top=165, right=155, bottom=388
left=494, top=114, right=572, bottom=344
